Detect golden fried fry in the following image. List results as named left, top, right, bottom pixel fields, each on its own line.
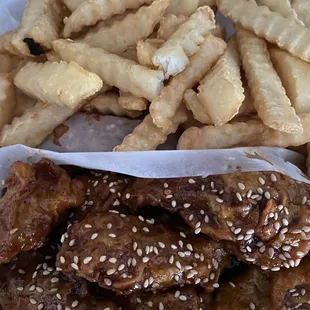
left=82, top=92, right=142, bottom=118
left=165, top=0, right=199, bottom=16
left=46, top=51, right=61, bottom=62
left=150, top=34, right=226, bottom=130
left=0, top=102, right=74, bottom=147
left=0, top=74, right=16, bottom=132
left=217, top=0, right=310, bottom=63
left=238, top=85, right=255, bottom=116
left=236, top=26, right=302, bottom=134
left=53, top=40, right=165, bottom=101
left=63, top=0, right=86, bottom=11
left=259, top=0, right=303, bottom=25
left=157, top=14, right=188, bottom=40
left=197, top=37, right=244, bottom=127
left=119, top=46, right=138, bottom=62
left=270, top=47, right=310, bottom=113
left=177, top=113, right=310, bottom=149
left=137, top=39, right=164, bottom=67
left=63, top=0, right=154, bottom=38
left=0, top=54, right=21, bottom=73
left=114, top=105, right=187, bottom=151
left=152, top=6, right=215, bottom=76
left=14, top=93, right=37, bottom=117
left=119, top=91, right=148, bottom=111
left=199, top=0, right=216, bottom=5
left=12, top=0, right=65, bottom=56
left=211, top=25, right=226, bottom=40
left=14, top=61, right=102, bottom=110
left=180, top=111, right=204, bottom=130
left=81, top=0, right=170, bottom=54
left=292, top=0, right=310, bottom=27
left=0, top=31, right=21, bottom=56
left=184, top=89, right=212, bottom=124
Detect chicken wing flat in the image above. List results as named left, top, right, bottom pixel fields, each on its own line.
left=56, top=211, right=229, bottom=294
left=121, top=286, right=203, bottom=310
left=122, top=172, right=310, bottom=270
left=0, top=246, right=117, bottom=310
left=270, top=256, right=310, bottom=310
left=213, top=267, right=270, bottom=310
left=0, top=159, right=85, bottom=264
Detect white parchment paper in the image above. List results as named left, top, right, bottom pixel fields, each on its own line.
left=0, top=0, right=308, bottom=188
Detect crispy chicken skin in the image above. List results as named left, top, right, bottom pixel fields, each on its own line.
left=0, top=246, right=117, bottom=310
left=122, top=172, right=310, bottom=269
left=0, top=159, right=85, bottom=264
left=213, top=267, right=270, bottom=310
left=270, top=256, right=310, bottom=310
left=122, top=286, right=202, bottom=310
left=56, top=210, right=229, bottom=295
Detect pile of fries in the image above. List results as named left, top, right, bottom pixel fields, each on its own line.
left=1, top=0, right=310, bottom=160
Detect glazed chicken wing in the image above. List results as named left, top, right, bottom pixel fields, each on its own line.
left=0, top=159, right=84, bottom=264
left=122, top=172, right=310, bottom=270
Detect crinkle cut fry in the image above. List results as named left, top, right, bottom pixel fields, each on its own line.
left=269, top=47, right=310, bottom=113
left=157, top=14, right=188, bottom=40
left=57, top=212, right=229, bottom=294
left=0, top=102, right=74, bottom=148
left=137, top=39, right=164, bottom=67
left=150, top=35, right=226, bottom=130
left=52, top=39, right=165, bottom=102
left=81, top=0, right=170, bottom=54
left=114, top=104, right=187, bottom=151
left=152, top=6, right=216, bottom=76
left=217, top=0, right=310, bottom=63
left=197, top=36, right=244, bottom=127
left=259, top=0, right=303, bottom=25
left=82, top=92, right=142, bottom=118
left=12, top=0, right=65, bottom=56
left=235, top=26, right=302, bottom=134
left=63, top=0, right=86, bottom=11
left=177, top=114, right=310, bottom=150
left=122, top=172, right=310, bottom=269
left=63, top=0, right=154, bottom=38
left=292, top=0, right=310, bottom=28
left=118, top=91, right=148, bottom=111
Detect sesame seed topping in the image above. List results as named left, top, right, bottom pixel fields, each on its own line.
left=229, top=282, right=236, bottom=288
left=183, top=203, right=191, bottom=208
left=176, top=261, right=182, bottom=269
left=38, top=304, right=44, bottom=310
left=137, top=249, right=143, bottom=256
left=17, top=287, right=24, bottom=291
left=188, top=178, right=195, bottom=184
left=271, top=267, right=280, bottom=271
left=302, top=196, right=307, bottom=205
left=261, top=266, right=269, bottom=270
left=250, top=302, right=256, bottom=309
left=72, top=300, right=79, bottom=308
left=226, top=221, right=233, bottom=227
left=194, top=228, right=201, bottom=234
left=83, top=257, right=93, bottom=264
left=274, top=222, right=280, bottom=231
left=159, top=302, right=164, bottom=310
left=142, top=257, right=149, bottom=263
left=9, top=228, right=18, bottom=235
left=257, top=187, right=263, bottom=194
left=69, top=239, right=75, bottom=247
left=56, top=293, right=62, bottom=300
left=234, top=228, right=242, bottom=234
left=216, top=197, right=223, bottom=203
left=71, top=263, right=79, bottom=270
left=107, top=268, right=116, bottom=275
left=57, top=304, right=62, bottom=310
left=109, top=233, right=116, bottom=238
left=179, top=295, right=187, bottom=301
left=258, top=177, right=265, bottom=185
left=271, top=174, right=277, bottom=182
left=29, top=298, right=37, bottom=305
left=264, top=192, right=271, bottom=199
left=302, top=226, right=310, bottom=232
left=143, top=227, right=150, bottom=233
left=171, top=200, right=177, bottom=207
left=297, top=251, right=304, bottom=257
left=104, top=278, right=112, bottom=286
left=51, top=277, right=59, bottom=283
left=268, top=248, right=275, bottom=258
left=213, top=283, right=219, bottom=288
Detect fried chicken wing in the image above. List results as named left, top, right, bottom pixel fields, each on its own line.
left=122, top=286, right=202, bottom=309
left=270, top=256, right=310, bottom=310
left=0, top=246, right=117, bottom=310
left=213, top=267, right=270, bottom=310
left=0, top=159, right=85, bottom=264
left=122, top=172, right=310, bottom=269
left=57, top=210, right=229, bottom=295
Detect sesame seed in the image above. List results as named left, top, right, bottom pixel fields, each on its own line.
left=274, top=222, right=280, bottom=230
left=226, top=221, right=233, bottom=227
left=271, top=174, right=277, bottom=182
left=264, top=192, right=271, bottom=199
left=32, top=271, right=37, bottom=279
left=257, top=187, right=263, bottom=194
left=279, top=254, right=286, bottom=260
left=179, top=295, right=187, bottom=301
left=246, top=257, right=255, bottom=262
left=29, top=285, right=36, bottom=292
left=36, top=287, right=43, bottom=293
left=51, top=277, right=59, bottom=283
left=69, top=239, right=75, bottom=247
left=229, top=282, right=236, bottom=288
left=83, top=257, right=92, bottom=264
left=109, top=233, right=116, bottom=238
left=159, top=302, right=164, bottom=310
left=30, top=298, right=37, bottom=305
left=143, top=279, right=149, bottom=288
left=137, top=249, right=143, bottom=256
left=180, top=232, right=186, bottom=238
left=164, top=182, right=169, bottom=188
left=183, top=203, right=191, bottom=208
left=143, top=227, right=149, bottom=233
left=132, top=226, right=137, bottom=233
left=158, top=242, right=165, bottom=248
left=188, top=214, right=194, bottom=221
left=57, top=305, right=62, bottom=310
left=237, top=235, right=244, bottom=240
left=282, top=245, right=291, bottom=251
left=107, top=269, right=116, bottom=275
left=297, top=251, right=304, bottom=257
left=72, top=300, right=79, bottom=308
left=104, top=278, right=112, bottom=286
left=107, top=223, right=112, bottom=229
left=261, top=266, right=269, bottom=270
left=118, top=264, right=125, bottom=271
left=216, top=197, right=223, bottom=203
left=213, top=283, right=219, bottom=288
left=71, top=263, right=79, bottom=270
left=271, top=267, right=280, bottom=271
left=148, top=301, right=153, bottom=307
left=60, top=256, right=65, bottom=264
left=56, top=293, right=62, bottom=300
left=194, top=228, right=201, bottom=234
left=234, top=228, right=242, bottom=234
left=282, top=219, right=289, bottom=226
left=280, top=228, right=288, bottom=234
left=195, top=222, right=201, bottom=229
left=169, top=255, right=174, bottom=264
left=188, top=178, right=195, bottom=184
left=17, top=287, right=24, bottom=291
left=166, top=195, right=173, bottom=199
left=258, top=177, right=265, bottom=185
left=268, top=248, right=274, bottom=258
left=302, top=196, right=307, bottom=205
left=142, top=257, right=149, bottom=263
left=289, top=260, right=295, bottom=267
left=176, top=261, right=182, bottom=269
left=132, top=258, right=137, bottom=266
left=9, top=228, right=18, bottom=235
left=38, top=304, right=44, bottom=310
left=302, top=226, right=310, bottom=232
left=250, top=302, right=256, bottom=309
left=73, top=256, right=79, bottom=264
left=238, top=182, right=245, bottom=190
